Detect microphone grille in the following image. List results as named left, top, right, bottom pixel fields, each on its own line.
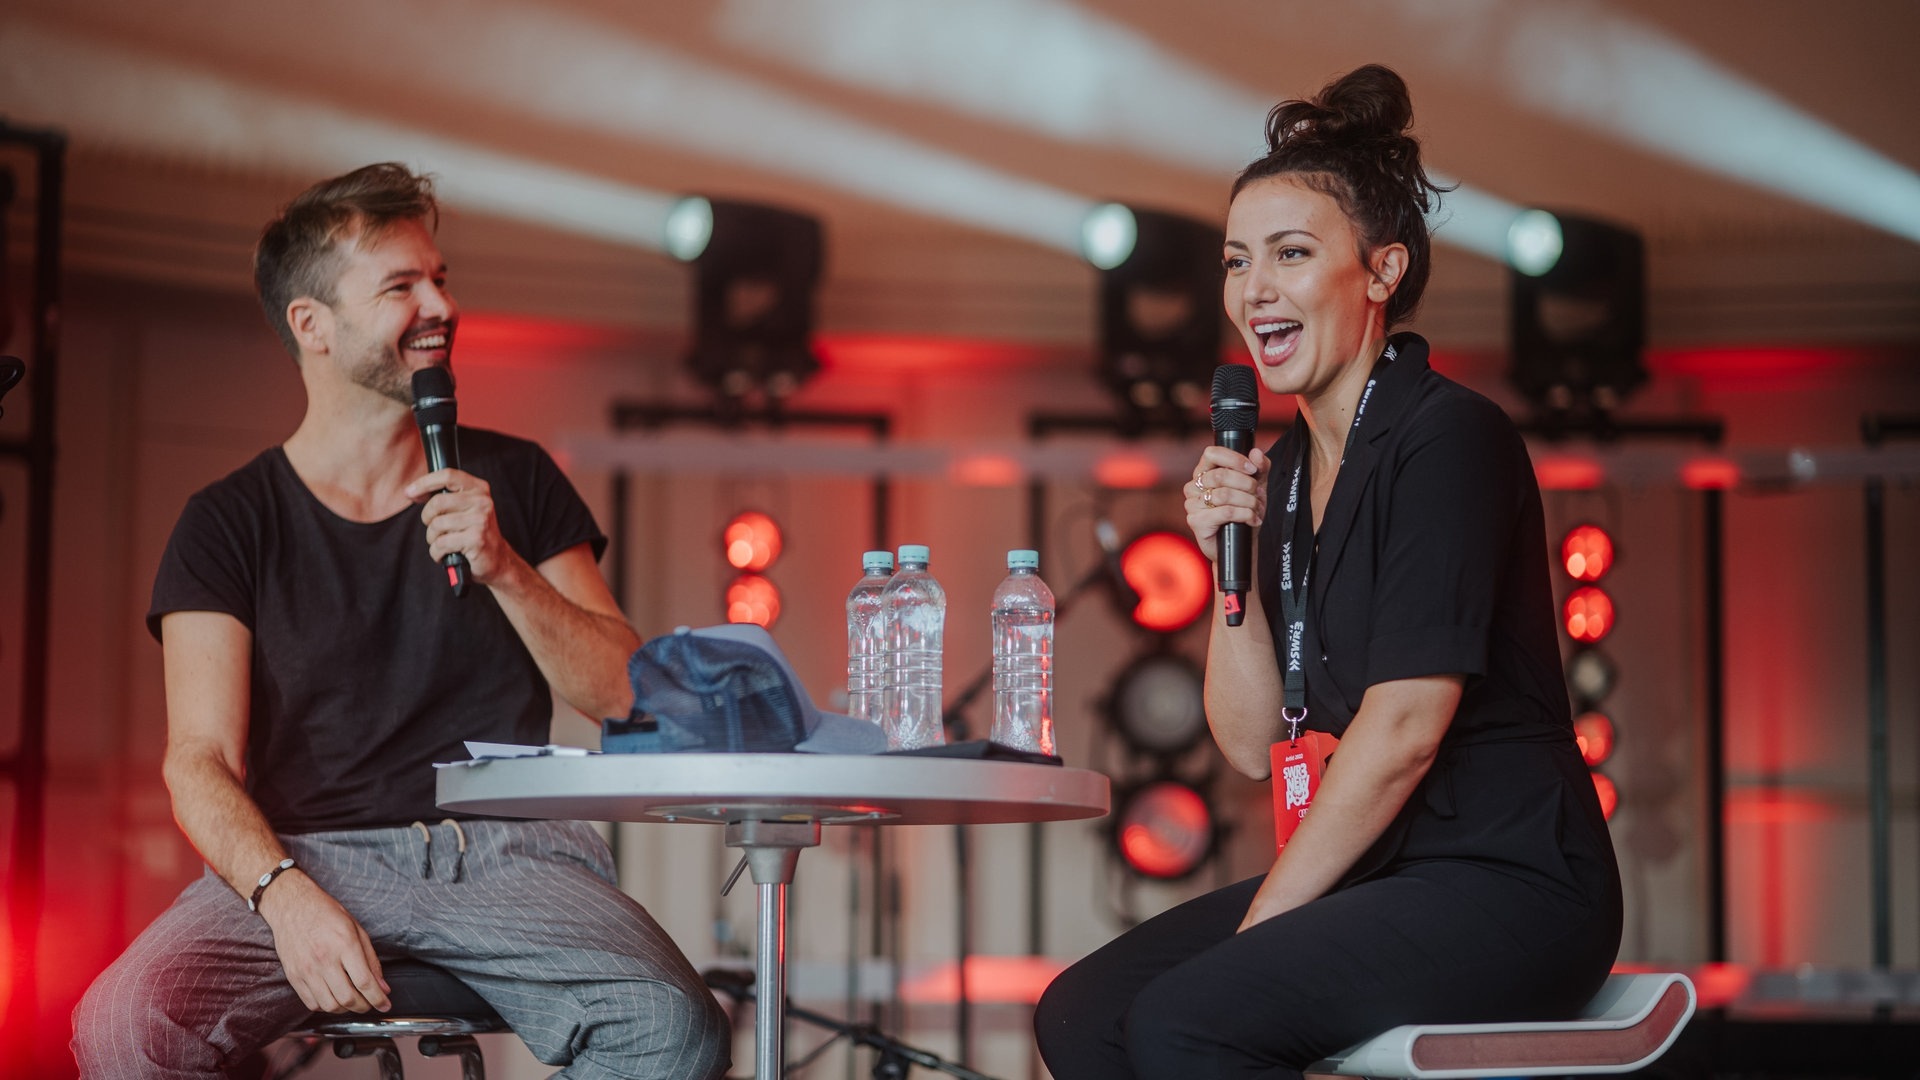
left=412, top=365, right=456, bottom=401
left=410, top=366, right=457, bottom=426
left=1210, top=363, right=1259, bottom=432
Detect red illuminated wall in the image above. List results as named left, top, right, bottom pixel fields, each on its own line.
left=8, top=279, right=1918, bottom=1079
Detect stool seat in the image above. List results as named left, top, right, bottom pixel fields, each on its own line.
left=288, top=959, right=507, bottom=1080
left=291, top=958, right=505, bottom=1035
left=1307, top=972, right=1696, bottom=1079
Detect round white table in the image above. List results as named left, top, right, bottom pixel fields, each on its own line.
left=438, top=753, right=1109, bottom=1078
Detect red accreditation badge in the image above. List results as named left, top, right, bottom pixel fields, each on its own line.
left=1270, top=732, right=1336, bottom=851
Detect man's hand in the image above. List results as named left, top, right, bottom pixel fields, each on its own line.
left=408, top=468, right=523, bottom=586
left=257, top=870, right=391, bottom=1014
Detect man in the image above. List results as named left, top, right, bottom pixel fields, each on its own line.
left=73, top=164, right=730, bottom=1079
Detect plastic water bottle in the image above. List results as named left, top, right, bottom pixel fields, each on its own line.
left=882, top=544, right=946, bottom=750
left=845, top=550, right=893, bottom=728
left=990, top=550, right=1056, bottom=755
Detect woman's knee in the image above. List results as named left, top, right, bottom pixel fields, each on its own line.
left=1034, top=956, right=1134, bottom=1078
left=1121, top=967, right=1260, bottom=1073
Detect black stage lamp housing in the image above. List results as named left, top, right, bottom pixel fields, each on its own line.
left=1506, top=210, right=1647, bottom=414
left=1082, top=203, right=1223, bottom=421
left=1106, top=651, right=1209, bottom=759
left=666, top=196, right=824, bottom=400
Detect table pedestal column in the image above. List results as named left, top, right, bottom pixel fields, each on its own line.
left=726, top=820, right=821, bottom=1079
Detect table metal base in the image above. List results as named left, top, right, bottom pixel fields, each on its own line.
left=726, top=820, right=820, bottom=1078
left=436, top=755, right=1109, bottom=1077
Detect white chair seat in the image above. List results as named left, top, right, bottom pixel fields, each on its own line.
left=1306, top=972, right=1696, bottom=1079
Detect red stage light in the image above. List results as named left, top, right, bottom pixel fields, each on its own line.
left=1573, top=711, right=1616, bottom=766
left=1092, top=452, right=1162, bottom=490
left=1114, top=780, right=1214, bottom=880
left=1561, top=524, right=1615, bottom=582
left=1563, top=586, right=1615, bottom=644
left=1534, top=456, right=1605, bottom=490
left=1592, top=771, right=1619, bottom=821
left=950, top=454, right=1024, bottom=487
left=725, top=573, right=782, bottom=628
left=723, top=511, right=783, bottom=571
left=1680, top=458, right=1740, bottom=490
left=1120, top=531, right=1212, bottom=634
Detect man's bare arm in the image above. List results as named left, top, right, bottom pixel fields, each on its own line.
left=159, top=611, right=390, bottom=1013
left=409, top=467, right=640, bottom=719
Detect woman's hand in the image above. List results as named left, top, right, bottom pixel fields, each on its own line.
left=1184, top=446, right=1269, bottom=563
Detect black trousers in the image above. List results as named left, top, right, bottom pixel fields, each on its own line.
left=1035, top=860, right=1619, bottom=1079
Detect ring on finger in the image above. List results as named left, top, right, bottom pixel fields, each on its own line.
left=1201, top=487, right=1216, bottom=508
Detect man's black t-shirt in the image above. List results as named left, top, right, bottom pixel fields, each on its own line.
left=148, top=427, right=606, bottom=833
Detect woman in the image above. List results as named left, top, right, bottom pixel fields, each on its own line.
left=1035, top=65, right=1622, bottom=1078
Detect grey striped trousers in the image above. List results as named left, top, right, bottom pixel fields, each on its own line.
left=72, top=819, right=730, bottom=1079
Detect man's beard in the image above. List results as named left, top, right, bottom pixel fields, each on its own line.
left=346, top=341, right=413, bottom=405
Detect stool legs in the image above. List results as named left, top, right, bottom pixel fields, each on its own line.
left=419, top=1034, right=486, bottom=1080
left=331, top=1036, right=405, bottom=1080
left=317, top=1032, right=488, bottom=1079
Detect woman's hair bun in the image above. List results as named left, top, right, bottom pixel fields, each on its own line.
left=1233, top=64, right=1446, bottom=330
left=1265, top=64, right=1413, bottom=151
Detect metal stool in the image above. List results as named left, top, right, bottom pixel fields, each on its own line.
left=286, top=959, right=507, bottom=1080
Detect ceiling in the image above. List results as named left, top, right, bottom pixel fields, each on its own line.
left=3, top=0, right=1917, bottom=352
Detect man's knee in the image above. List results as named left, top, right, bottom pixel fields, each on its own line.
left=580, top=979, right=732, bottom=1080
left=73, top=958, right=203, bottom=1073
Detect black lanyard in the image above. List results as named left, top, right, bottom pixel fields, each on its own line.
left=1276, top=341, right=1398, bottom=737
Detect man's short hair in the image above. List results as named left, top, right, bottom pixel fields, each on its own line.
left=253, top=163, right=440, bottom=359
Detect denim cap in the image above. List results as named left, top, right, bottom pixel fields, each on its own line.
left=616, top=623, right=885, bottom=754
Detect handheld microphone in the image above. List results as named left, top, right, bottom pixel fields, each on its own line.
left=410, top=366, right=469, bottom=597
left=1094, top=518, right=1142, bottom=613
left=1210, top=364, right=1259, bottom=626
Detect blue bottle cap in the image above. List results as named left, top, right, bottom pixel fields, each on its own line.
left=897, top=544, right=931, bottom=565
left=862, top=550, right=894, bottom=574
left=1007, top=549, right=1039, bottom=570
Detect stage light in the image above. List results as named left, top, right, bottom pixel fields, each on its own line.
left=723, top=510, right=783, bottom=572
left=1556, top=521, right=1621, bottom=818
left=1112, top=780, right=1216, bottom=881
left=1107, top=652, right=1208, bottom=758
left=1508, top=211, right=1646, bottom=414
left=1561, top=523, right=1615, bottom=582
left=1119, top=530, right=1212, bottom=634
left=1563, top=586, right=1615, bottom=644
left=1090, top=207, right=1223, bottom=420
left=1566, top=647, right=1617, bottom=707
left=664, top=196, right=715, bottom=261
left=1507, top=209, right=1564, bottom=277
left=725, top=573, right=782, bottom=628
left=1081, top=203, right=1138, bottom=270
left=1573, top=711, right=1616, bottom=767
left=677, top=198, right=824, bottom=400
left=1591, top=772, right=1619, bottom=821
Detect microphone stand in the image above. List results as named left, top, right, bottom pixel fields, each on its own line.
left=709, top=971, right=1000, bottom=1080
left=936, top=552, right=1119, bottom=1065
